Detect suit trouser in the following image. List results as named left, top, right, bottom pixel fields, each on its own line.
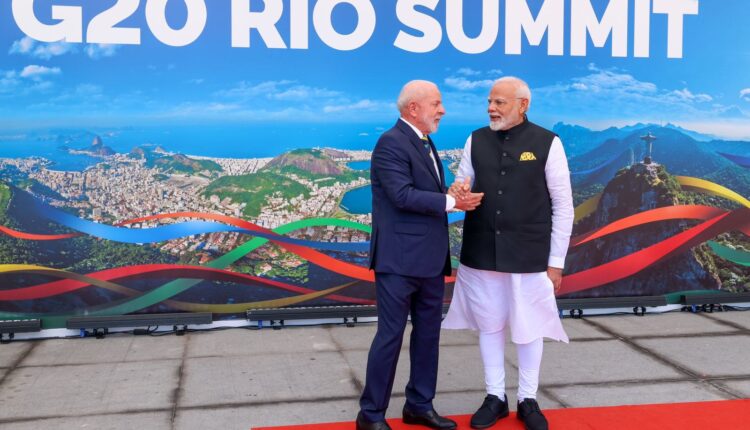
left=359, top=272, right=445, bottom=422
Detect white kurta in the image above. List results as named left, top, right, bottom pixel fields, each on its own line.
left=442, top=135, right=574, bottom=344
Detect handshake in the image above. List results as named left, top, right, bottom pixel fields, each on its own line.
left=449, top=177, right=484, bottom=211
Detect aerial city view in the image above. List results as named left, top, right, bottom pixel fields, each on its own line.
left=0, top=1, right=748, bottom=326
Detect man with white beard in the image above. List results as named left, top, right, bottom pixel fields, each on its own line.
left=443, top=77, right=574, bottom=430
left=356, top=80, right=483, bottom=430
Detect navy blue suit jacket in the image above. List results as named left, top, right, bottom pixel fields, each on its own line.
left=369, top=119, right=452, bottom=278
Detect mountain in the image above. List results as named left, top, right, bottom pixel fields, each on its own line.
left=552, top=123, right=630, bottom=159
left=64, top=135, right=115, bottom=157
left=565, top=163, right=722, bottom=298
left=569, top=126, right=750, bottom=198
left=264, top=148, right=345, bottom=176
left=662, top=123, right=716, bottom=141
left=88, top=136, right=115, bottom=156
left=697, top=139, right=750, bottom=157
left=129, top=146, right=221, bottom=174
left=130, top=147, right=147, bottom=159
left=152, top=153, right=222, bottom=174
left=555, top=122, right=719, bottom=161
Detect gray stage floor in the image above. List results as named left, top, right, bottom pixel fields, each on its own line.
left=0, top=309, right=748, bottom=429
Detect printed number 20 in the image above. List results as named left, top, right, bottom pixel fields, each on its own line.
left=12, top=0, right=207, bottom=47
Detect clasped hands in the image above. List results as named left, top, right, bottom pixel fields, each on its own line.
left=449, top=177, right=484, bottom=211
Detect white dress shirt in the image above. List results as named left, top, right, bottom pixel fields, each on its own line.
left=399, top=118, right=456, bottom=211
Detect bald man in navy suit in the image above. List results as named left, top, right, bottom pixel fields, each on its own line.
left=356, top=80, right=484, bottom=430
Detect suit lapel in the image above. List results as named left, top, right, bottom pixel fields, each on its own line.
left=428, top=136, right=446, bottom=190
left=396, top=120, right=442, bottom=189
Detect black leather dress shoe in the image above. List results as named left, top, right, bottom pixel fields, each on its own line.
left=470, top=394, right=509, bottom=429
left=402, top=407, right=457, bottom=430
left=356, top=412, right=392, bottom=430
left=516, top=399, right=549, bottom=430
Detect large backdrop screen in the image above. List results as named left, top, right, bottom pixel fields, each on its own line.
left=1, top=0, right=748, bottom=328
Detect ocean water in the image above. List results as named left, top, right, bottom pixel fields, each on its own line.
left=340, top=160, right=456, bottom=214
left=0, top=123, right=474, bottom=172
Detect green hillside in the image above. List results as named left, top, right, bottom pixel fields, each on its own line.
left=203, top=171, right=309, bottom=217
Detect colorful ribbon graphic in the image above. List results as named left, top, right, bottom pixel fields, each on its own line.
left=560, top=208, right=750, bottom=295
left=0, top=176, right=747, bottom=326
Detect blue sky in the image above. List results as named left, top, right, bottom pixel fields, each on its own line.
left=1, top=0, right=749, bottom=139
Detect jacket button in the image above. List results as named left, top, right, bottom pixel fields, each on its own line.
left=496, top=230, right=501, bottom=235
left=502, top=152, right=508, bottom=157
left=496, top=210, right=501, bottom=215
left=497, top=190, right=503, bottom=195
left=501, top=170, right=506, bottom=175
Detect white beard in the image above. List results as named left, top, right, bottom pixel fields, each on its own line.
left=489, top=120, right=506, bottom=131
left=421, top=113, right=439, bottom=133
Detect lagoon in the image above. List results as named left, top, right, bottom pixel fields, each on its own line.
left=340, top=160, right=455, bottom=214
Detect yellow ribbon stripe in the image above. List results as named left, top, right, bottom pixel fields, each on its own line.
left=574, top=194, right=602, bottom=224
left=676, top=176, right=750, bottom=208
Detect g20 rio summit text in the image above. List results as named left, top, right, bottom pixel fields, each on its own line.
left=11, top=0, right=699, bottom=58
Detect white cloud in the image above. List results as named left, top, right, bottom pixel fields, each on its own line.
left=173, top=80, right=393, bottom=120
left=9, top=38, right=121, bottom=60
left=214, top=80, right=295, bottom=99
left=270, top=85, right=342, bottom=100
left=0, top=66, right=60, bottom=95
left=456, top=68, right=481, bottom=76
left=444, top=77, right=495, bottom=91
left=20, top=65, right=61, bottom=79
left=532, top=65, right=748, bottom=138
left=0, top=70, right=20, bottom=94
left=85, top=44, right=120, bottom=59
left=667, top=88, right=712, bottom=103
left=444, top=68, right=504, bottom=91
left=740, top=88, right=750, bottom=102
left=9, top=37, right=76, bottom=59
left=187, top=78, right=205, bottom=85
left=323, top=99, right=386, bottom=113
left=9, top=37, right=34, bottom=54
left=216, top=80, right=344, bottom=103
left=573, top=69, right=658, bottom=94
left=714, top=105, right=747, bottom=119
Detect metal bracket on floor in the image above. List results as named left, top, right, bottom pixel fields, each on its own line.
left=569, top=309, right=584, bottom=319
left=633, top=306, right=647, bottom=316
left=90, top=328, right=108, bottom=339
left=701, top=304, right=724, bottom=313
left=173, top=325, right=188, bottom=335
left=0, top=332, right=14, bottom=344
left=681, top=303, right=725, bottom=314
left=344, top=316, right=358, bottom=327
left=270, top=320, right=285, bottom=330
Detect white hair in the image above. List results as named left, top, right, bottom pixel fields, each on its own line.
left=396, top=80, right=438, bottom=113
left=494, top=76, right=532, bottom=108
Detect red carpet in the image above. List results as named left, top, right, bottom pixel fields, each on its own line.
left=254, top=399, right=750, bottom=430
